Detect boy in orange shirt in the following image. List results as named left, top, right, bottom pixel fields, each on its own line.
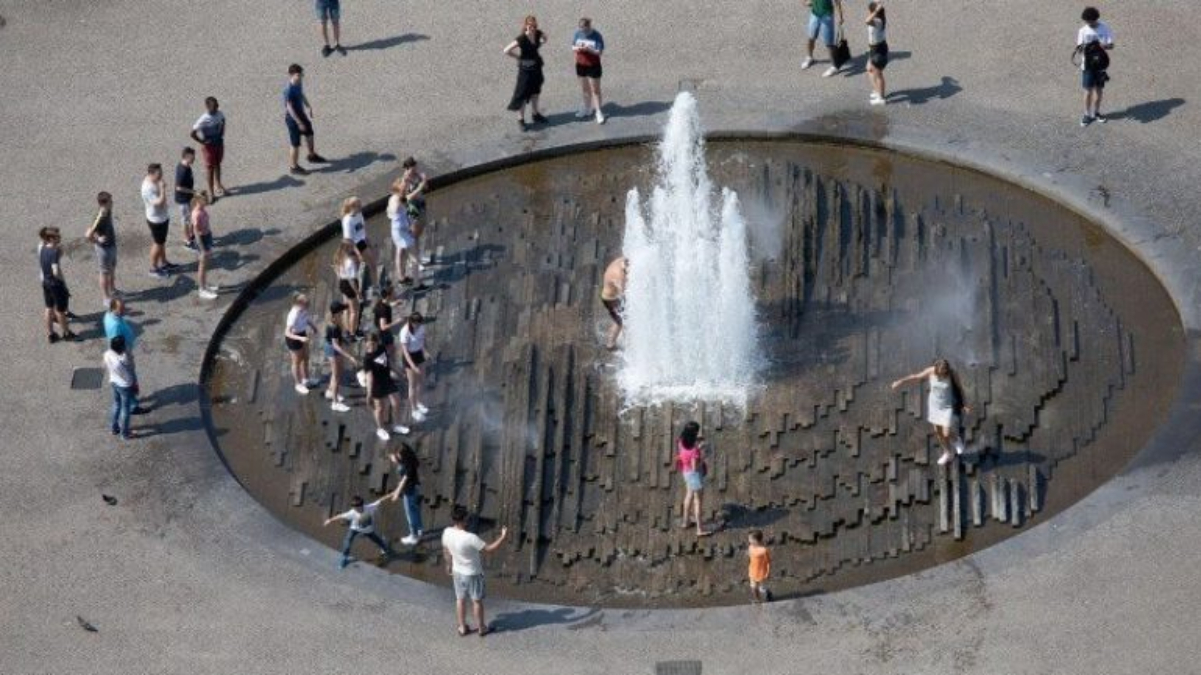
left=748, top=529, right=773, bottom=603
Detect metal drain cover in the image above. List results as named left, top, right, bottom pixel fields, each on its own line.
left=70, top=367, right=105, bottom=390
left=655, top=661, right=702, bottom=675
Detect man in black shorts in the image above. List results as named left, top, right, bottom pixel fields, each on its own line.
left=141, top=163, right=174, bottom=279
left=572, top=18, right=606, bottom=124
left=38, top=227, right=75, bottom=343
left=284, top=64, right=328, bottom=175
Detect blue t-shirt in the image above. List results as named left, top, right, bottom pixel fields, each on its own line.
left=572, top=29, right=604, bottom=66
left=104, top=312, right=137, bottom=351
left=283, top=81, right=307, bottom=121
left=174, top=163, right=194, bottom=205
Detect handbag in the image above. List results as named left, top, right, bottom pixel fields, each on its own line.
left=832, top=27, right=851, bottom=69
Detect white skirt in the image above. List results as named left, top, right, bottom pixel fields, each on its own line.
left=927, top=405, right=956, bottom=428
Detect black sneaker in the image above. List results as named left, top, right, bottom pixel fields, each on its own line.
left=322, top=44, right=334, bottom=57
left=184, top=240, right=199, bottom=251
left=1093, top=113, right=1108, bottom=124
left=306, top=153, right=329, bottom=163
left=1080, top=114, right=1093, bottom=127
left=335, top=44, right=347, bottom=56
left=48, top=333, right=60, bottom=344
left=290, top=165, right=310, bottom=176
left=62, top=331, right=78, bottom=341
left=532, top=113, right=548, bottom=124
left=518, top=119, right=529, bottom=132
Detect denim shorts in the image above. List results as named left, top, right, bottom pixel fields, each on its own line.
left=453, top=573, right=485, bottom=601
left=315, top=0, right=340, bottom=22
left=1081, top=69, right=1107, bottom=90
left=94, top=244, right=117, bottom=274
left=807, top=13, right=835, bottom=46
left=683, top=470, right=704, bottom=492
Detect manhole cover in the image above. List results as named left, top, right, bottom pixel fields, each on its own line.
left=656, top=661, right=702, bottom=675
left=70, top=367, right=105, bottom=390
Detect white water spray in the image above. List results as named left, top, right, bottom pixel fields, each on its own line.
left=618, top=92, right=760, bottom=405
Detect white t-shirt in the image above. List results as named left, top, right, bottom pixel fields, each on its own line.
left=104, top=350, right=134, bottom=388
left=141, top=178, right=168, bottom=224
left=441, top=527, right=486, bottom=576
left=868, top=17, right=886, bottom=45
left=341, top=212, right=367, bottom=244
left=399, top=323, right=425, bottom=353
left=336, top=503, right=380, bottom=533
left=1077, top=22, right=1114, bottom=69
left=192, top=111, right=226, bottom=144
left=338, top=257, right=359, bottom=280
left=285, top=305, right=310, bottom=335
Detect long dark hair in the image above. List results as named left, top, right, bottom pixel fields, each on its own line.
left=397, top=443, right=419, bottom=481
left=869, top=2, right=886, bottom=28
left=679, top=421, right=701, bottom=450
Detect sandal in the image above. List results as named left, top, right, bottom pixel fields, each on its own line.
left=457, top=625, right=471, bottom=637
left=478, top=624, right=491, bottom=638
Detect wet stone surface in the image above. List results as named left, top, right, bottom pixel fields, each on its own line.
left=204, top=140, right=1184, bottom=607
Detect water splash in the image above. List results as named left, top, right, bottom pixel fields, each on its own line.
left=618, top=92, right=761, bottom=405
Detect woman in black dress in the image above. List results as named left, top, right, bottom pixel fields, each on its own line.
left=503, top=15, right=548, bottom=131
left=362, top=333, right=409, bottom=441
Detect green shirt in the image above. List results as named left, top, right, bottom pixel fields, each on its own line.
left=811, top=0, right=834, bottom=18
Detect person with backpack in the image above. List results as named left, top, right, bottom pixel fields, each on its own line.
left=676, top=421, right=709, bottom=537
left=800, top=0, right=845, bottom=78
left=1076, top=7, right=1114, bottom=127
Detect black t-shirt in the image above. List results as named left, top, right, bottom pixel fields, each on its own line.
left=324, top=323, right=343, bottom=347
left=366, top=346, right=392, bottom=381
left=174, top=163, right=194, bottom=205
left=374, top=302, right=392, bottom=331
left=92, top=210, right=116, bottom=248
left=516, top=31, right=545, bottom=68
left=396, top=458, right=420, bottom=495
left=39, top=245, right=61, bottom=284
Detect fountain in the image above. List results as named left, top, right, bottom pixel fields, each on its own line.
left=620, top=92, right=761, bottom=406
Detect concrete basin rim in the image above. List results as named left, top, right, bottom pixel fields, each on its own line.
left=196, top=129, right=1193, bottom=616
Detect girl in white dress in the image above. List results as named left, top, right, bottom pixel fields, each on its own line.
left=891, top=358, right=970, bottom=465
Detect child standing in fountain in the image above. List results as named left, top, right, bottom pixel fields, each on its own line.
left=677, top=421, right=708, bottom=536
left=891, top=358, right=971, bottom=465
left=747, top=529, right=772, bottom=603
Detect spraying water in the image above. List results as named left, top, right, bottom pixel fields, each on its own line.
left=618, top=92, right=761, bottom=405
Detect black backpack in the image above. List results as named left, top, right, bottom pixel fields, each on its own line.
left=1083, top=41, right=1110, bottom=71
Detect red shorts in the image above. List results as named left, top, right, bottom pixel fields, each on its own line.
left=201, top=143, right=224, bottom=167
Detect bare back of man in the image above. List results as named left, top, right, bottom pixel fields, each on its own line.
left=600, top=256, right=627, bottom=349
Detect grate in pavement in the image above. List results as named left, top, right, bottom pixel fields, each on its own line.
left=655, top=661, right=702, bottom=675
left=70, top=367, right=105, bottom=390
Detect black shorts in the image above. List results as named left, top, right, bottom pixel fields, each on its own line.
left=1082, top=69, right=1108, bottom=90
left=338, top=279, right=358, bottom=300
left=354, top=240, right=368, bottom=253
left=576, top=63, right=603, bottom=79
left=42, top=282, right=70, bottom=312
left=380, top=330, right=395, bottom=346
left=371, top=376, right=399, bottom=400
left=147, top=219, right=169, bottom=245
left=285, top=115, right=313, bottom=148
left=602, top=297, right=623, bottom=325
left=285, top=335, right=306, bottom=352
left=404, top=349, right=425, bottom=371
left=869, top=42, right=889, bottom=70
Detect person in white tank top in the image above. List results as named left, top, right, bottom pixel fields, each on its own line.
left=891, top=358, right=971, bottom=465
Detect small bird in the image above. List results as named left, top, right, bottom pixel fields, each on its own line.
left=76, top=616, right=98, bottom=633
left=102, top=495, right=118, bottom=506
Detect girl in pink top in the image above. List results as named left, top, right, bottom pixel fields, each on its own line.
left=677, top=421, right=708, bottom=536
left=192, top=192, right=218, bottom=299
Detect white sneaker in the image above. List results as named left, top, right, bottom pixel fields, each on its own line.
left=954, top=439, right=966, bottom=455
left=801, top=56, right=814, bottom=70
left=206, top=284, right=220, bottom=292
left=411, top=410, right=426, bottom=423
left=330, top=401, right=350, bottom=413
left=575, top=108, right=591, bottom=119
left=416, top=403, right=430, bottom=415
left=595, top=109, right=606, bottom=125
left=822, top=66, right=839, bottom=78
left=400, top=534, right=419, bottom=546
left=376, top=428, right=390, bottom=441
left=869, top=95, right=886, bottom=106
left=198, top=288, right=218, bottom=300
left=294, top=383, right=310, bottom=395
left=392, top=424, right=410, bottom=435
left=323, top=391, right=346, bottom=402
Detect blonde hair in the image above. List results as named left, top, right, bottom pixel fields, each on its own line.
left=293, top=292, right=308, bottom=306
left=523, top=15, right=538, bottom=30
left=191, top=190, right=210, bottom=209
left=341, top=197, right=361, bottom=216
left=390, top=178, right=407, bottom=195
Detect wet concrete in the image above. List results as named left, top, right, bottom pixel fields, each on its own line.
left=204, top=139, right=1184, bottom=607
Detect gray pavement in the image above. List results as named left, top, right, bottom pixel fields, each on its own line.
left=2, top=1, right=1200, bottom=673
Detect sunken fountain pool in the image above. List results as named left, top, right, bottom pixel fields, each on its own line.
left=202, top=120, right=1184, bottom=608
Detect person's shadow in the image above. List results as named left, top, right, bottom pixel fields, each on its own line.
left=490, top=606, right=601, bottom=634
left=842, top=50, right=912, bottom=76
left=316, top=151, right=397, bottom=174
left=349, top=33, right=430, bottom=51
left=1106, top=97, right=1185, bottom=123
left=890, top=76, right=962, bottom=105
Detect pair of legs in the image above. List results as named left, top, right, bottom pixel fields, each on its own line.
left=403, top=360, right=428, bottom=420
left=804, top=14, right=838, bottom=68
left=602, top=298, right=623, bottom=350
left=43, top=284, right=71, bottom=340
left=453, top=574, right=488, bottom=636
left=355, top=245, right=378, bottom=294
left=196, top=236, right=214, bottom=293
left=394, top=241, right=419, bottom=283
left=932, top=423, right=966, bottom=465
left=147, top=221, right=170, bottom=271
left=401, top=490, right=423, bottom=539
left=319, top=18, right=341, bottom=49
left=750, top=580, right=770, bottom=603
left=178, top=204, right=194, bottom=246
left=203, top=148, right=226, bottom=196
left=326, top=353, right=346, bottom=405
left=371, top=391, right=406, bottom=432
left=289, top=344, right=311, bottom=388
left=96, top=247, right=117, bottom=301
left=579, top=75, right=603, bottom=115
left=867, top=61, right=886, bottom=99
left=680, top=483, right=705, bottom=535
left=286, top=117, right=323, bottom=171
left=110, top=383, right=134, bottom=437
left=1084, top=86, right=1104, bottom=118
left=516, top=96, right=542, bottom=124
left=339, top=529, right=389, bottom=567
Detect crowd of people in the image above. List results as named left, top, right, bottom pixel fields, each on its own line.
left=37, top=3, right=1124, bottom=632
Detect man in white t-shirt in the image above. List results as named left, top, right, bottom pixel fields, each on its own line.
left=323, top=494, right=396, bottom=568
left=140, top=164, right=175, bottom=279
left=1076, top=7, right=1115, bottom=126
left=441, top=505, right=508, bottom=637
